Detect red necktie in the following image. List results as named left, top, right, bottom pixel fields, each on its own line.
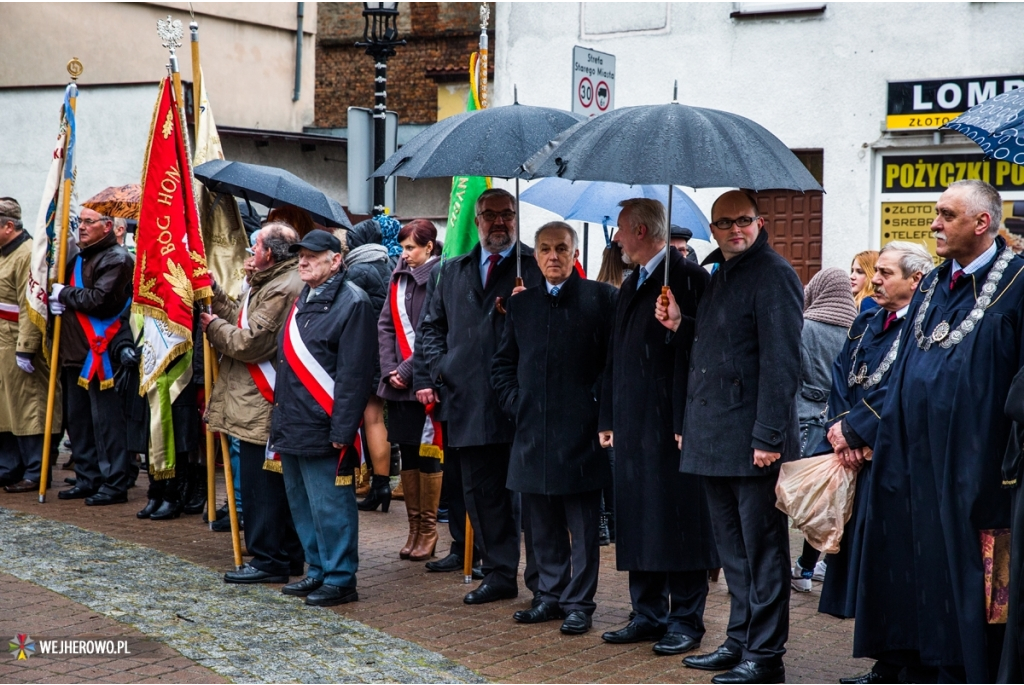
left=883, top=312, right=897, bottom=331
left=949, top=269, right=965, bottom=291
left=485, top=253, right=502, bottom=288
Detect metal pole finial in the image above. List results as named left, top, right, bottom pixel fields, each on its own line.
left=673, top=80, right=678, bottom=103
left=514, top=85, right=518, bottom=105
left=157, top=15, right=184, bottom=52
left=67, top=57, right=84, bottom=81
left=480, top=2, right=490, bottom=30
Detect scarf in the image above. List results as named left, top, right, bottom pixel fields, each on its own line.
left=804, top=267, right=858, bottom=328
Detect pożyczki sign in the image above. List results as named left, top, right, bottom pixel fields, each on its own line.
left=886, top=75, right=1024, bottom=130
left=881, top=153, right=1024, bottom=193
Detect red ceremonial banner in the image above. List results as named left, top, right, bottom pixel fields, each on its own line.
left=135, top=77, right=211, bottom=342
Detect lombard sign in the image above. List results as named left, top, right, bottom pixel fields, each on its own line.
left=572, top=46, right=615, bottom=117
left=886, top=75, right=1024, bottom=130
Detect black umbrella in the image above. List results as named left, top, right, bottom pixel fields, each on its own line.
left=522, top=96, right=823, bottom=287
left=193, top=159, right=353, bottom=229
left=371, top=97, right=585, bottom=278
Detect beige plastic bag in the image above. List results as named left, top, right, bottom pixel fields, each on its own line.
left=775, top=453, right=862, bottom=554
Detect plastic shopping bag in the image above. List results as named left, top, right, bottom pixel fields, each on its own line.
left=774, top=453, right=861, bottom=554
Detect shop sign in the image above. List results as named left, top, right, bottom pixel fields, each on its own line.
left=881, top=153, right=1024, bottom=193
left=879, top=202, right=940, bottom=265
left=886, top=75, right=1024, bottom=130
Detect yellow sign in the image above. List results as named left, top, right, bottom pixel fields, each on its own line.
left=880, top=202, right=940, bottom=265
left=885, top=113, right=961, bottom=130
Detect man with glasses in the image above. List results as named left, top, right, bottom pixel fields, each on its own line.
left=418, top=188, right=543, bottom=605
left=657, top=190, right=803, bottom=684
left=50, top=208, right=135, bottom=505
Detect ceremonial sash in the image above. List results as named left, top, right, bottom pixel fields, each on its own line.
left=69, top=257, right=130, bottom=390
left=280, top=302, right=362, bottom=485
left=0, top=302, right=18, bottom=323
left=239, top=290, right=276, bottom=403
left=390, top=275, right=444, bottom=462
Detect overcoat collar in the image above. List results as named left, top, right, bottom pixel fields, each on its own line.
left=0, top=230, right=29, bottom=257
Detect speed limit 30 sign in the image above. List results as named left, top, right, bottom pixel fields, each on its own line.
left=573, top=46, right=615, bottom=117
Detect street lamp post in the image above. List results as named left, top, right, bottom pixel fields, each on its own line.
left=356, top=2, right=405, bottom=216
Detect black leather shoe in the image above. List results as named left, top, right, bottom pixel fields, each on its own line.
left=282, top=577, right=323, bottom=597
left=684, top=645, right=743, bottom=671
left=839, top=672, right=893, bottom=684
left=472, top=565, right=484, bottom=580
left=203, top=503, right=228, bottom=523
left=4, top=479, right=40, bottom=494
left=357, top=477, right=392, bottom=513
left=305, top=584, right=358, bottom=606
left=601, top=621, right=667, bottom=644
left=464, top=584, right=518, bottom=605
left=224, top=563, right=288, bottom=584
left=711, top=660, right=785, bottom=684
left=425, top=552, right=462, bottom=572
left=653, top=632, right=700, bottom=656
left=513, top=601, right=565, bottom=624
left=58, top=485, right=96, bottom=500
left=150, top=499, right=183, bottom=520
left=530, top=590, right=543, bottom=608
left=560, top=610, right=592, bottom=635
left=137, top=499, right=161, bottom=519
left=64, top=477, right=77, bottom=485
left=85, top=491, right=128, bottom=506
left=212, top=514, right=243, bottom=532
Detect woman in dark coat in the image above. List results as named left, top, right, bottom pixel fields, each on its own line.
left=377, top=219, right=443, bottom=560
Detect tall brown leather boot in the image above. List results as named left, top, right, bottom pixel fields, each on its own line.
left=409, top=471, right=442, bottom=561
left=399, top=470, right=421, bottom=559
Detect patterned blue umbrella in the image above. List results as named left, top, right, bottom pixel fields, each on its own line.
left=943, top=87, right=1024, bottom=165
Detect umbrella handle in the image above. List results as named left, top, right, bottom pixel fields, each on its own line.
left=660, top=285, right=670, bottom=309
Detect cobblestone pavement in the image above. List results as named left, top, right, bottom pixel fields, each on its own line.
left=1, top=459, right=873, bottom=683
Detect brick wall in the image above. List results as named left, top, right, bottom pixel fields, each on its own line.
left=316, top=2, right=493, bottom=127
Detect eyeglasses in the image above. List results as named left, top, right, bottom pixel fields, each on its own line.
left=710, top=216, right=758, bottom=230
left=80, top=217, right=109, bottom=226
left=477, top=210, right=516, bottom=223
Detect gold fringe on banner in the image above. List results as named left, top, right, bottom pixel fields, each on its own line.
left=263, top=460, right=282, bottom=474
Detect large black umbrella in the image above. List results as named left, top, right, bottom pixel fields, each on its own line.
left=193, top=159, right=352, bottom=229
left=371, top=99, right=585, bottom=278
left=522, top=99, right=823, bottom=286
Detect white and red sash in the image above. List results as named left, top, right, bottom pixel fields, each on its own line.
left=0, top=302, right=18, bottom=323
left=238, top=290, right=276, bottom=403
left=390, top=275, right=444, bottom=462
left=280, top=302, right=362, bottom=483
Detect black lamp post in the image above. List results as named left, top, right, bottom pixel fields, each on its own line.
left=356, top=1, right=405, bottom=216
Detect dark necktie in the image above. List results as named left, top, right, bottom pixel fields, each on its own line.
left=949, top=269, right=965, bottom=291
left=550, top=286, right=560, bottom=297
left=485, top=253, right=502, bottom=288
left=883, top=311, right=898, bottom=331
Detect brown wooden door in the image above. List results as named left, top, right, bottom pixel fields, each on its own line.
left=756, top=190, right=823, bottom=284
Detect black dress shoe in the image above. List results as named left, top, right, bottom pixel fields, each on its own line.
left=425, top=552, right=462, bottom=572
left=137, top=499, right=161, bottom=518
left=58, top=485, right=96, bottom=500
left=203, top=503, right=229, bottom=523
left=282, top=577, right=323, bottom=597
left=711, top=660, right=785, bottom=684
left=472, top=565, right=484, bottom=580
left=85, top=491, right=128, bottom=506
left=4, top=479, right=40, bottom=493
left=684, top=645, right=743, bottom=671
left=464, top=584, right=518, bottom=605
left=224, top=563, right=288, bottom=584
left=601, top=620, right=667, bottom=644
left=653, top=632, right=700, bottom=656
left=530, top=590, right=543, bottom=608
left=212, top=514, right=243, bottom=532
left=150, top=499, right=183, bottom=520
left=839, top=671, right=893, bottom=684
left=560, top=610, right=592, bottom=635
left=513, top=601, right=565, bottom=624
left=305, top=584, right=358, bottom=606
left=64, top=477, right=77, bottom=485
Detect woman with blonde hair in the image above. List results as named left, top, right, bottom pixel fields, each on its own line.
left=850, top=250, right=880, bottom=313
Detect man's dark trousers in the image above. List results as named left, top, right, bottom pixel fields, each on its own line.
left=459, top=443, right=519, bottom=590
left=0, top=433, right=43, bottom=483
left=704, top=475, right=790, bottom=665
left=525, top=489, right=602, bottom=614
left=629, top=570, right=709, bottom=637
left=440, top=422, right=472, bottom=559
left=238, top=439, right=304, bottom=575
left=65, top=368, right=131, bottom=496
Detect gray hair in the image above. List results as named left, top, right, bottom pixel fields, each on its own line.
left=948, top=179, right=1003, bottom=234
left=261, top=221, right=299, bottom=263
left=618, top=198, right=667, bottom=243
left=879, top=241, right=934, bottom=279
left=0, top=215, right=22, bottom=231
left=475, top=188, right=515, bottom=214
left=534, top=221, right=578, bottom=250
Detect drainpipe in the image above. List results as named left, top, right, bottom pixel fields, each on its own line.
left=293, top=2, right=304, bottom=101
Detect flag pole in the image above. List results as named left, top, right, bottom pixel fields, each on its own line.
left=161, top=16, right=242, bottom=569
left=39, top=58, right=82, bottom=504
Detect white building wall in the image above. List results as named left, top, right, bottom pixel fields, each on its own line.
left=494, top=1, right=1024, bottom=273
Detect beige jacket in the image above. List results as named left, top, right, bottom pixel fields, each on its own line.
left=0, top=232, right=59, bottom=435
left=205, top=257, right=301, bottom=444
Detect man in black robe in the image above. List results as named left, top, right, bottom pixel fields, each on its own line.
left=493, top=222, right=616, bottom=635
left=598, top=198, right=718, bottom=657
left=854, top=180, right=1024, bottom=683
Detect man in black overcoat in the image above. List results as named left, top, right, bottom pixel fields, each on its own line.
left=597, top=198, right=718, bottom=657
left=660, top=190, right=803, bottom=684
left=492, top=222, right=616, bottom=635
left=418, top=188, right=543, bottom=604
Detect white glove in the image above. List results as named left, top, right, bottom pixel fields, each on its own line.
left=49, top=283, right=66, bottom=315
left=16, top=355, right=34, bottom=374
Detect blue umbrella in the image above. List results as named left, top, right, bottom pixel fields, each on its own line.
left=943, top=87, right=1024, bottom=165
left=521, top=177, right=710, bottom=240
